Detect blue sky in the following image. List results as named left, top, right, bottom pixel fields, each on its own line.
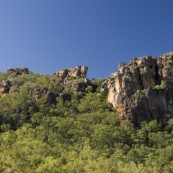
left=0, top=0, right=173, bottom=79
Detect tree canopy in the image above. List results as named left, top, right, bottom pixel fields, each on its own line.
left=0, top=72, right=172, bottom=172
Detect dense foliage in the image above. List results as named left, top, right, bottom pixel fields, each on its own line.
left=0, top=72, right=173, bottom=172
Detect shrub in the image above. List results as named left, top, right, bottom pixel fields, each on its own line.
left=154, top=80, right=168, bottom=90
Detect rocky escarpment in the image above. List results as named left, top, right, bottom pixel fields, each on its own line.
left=1, top=66, right=89, bottom=104
left=54, top=66, right=88, bottom=92
left=29, top=66, right=89, bottom=104
left=102, top=52, right=173, bottom=127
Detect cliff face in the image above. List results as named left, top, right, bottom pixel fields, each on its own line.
left=102, top=52, right=173, bottom=127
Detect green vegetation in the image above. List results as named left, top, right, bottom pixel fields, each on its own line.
left=165, top=61, right=173, bottom=73
left=133, top=89, right=146, bottom=105
left=154, top=80, right=168, bottom=90
left=139, top=67, right=146, bottom=74
left=0, top=72, right=173, bottom=172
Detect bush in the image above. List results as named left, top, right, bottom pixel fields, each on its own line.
left=154, top=80, right=168, bottom=90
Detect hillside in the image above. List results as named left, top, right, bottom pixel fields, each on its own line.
left=0, top=55, right=173, bottom=172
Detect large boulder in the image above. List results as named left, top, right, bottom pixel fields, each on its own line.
left=102, top=52, right=173, bottom=127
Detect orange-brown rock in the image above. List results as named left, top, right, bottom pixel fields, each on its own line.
left=54, top=66, right=88, bottom=79
left=0, top=80, right=10, bottom=93
left=102, top=52, right=173, bottom=127
left=54, top=66, right=89, bottom=92
left=0, top=92, right=5, bottom=98
left=30, top=87, right=57, bottom=105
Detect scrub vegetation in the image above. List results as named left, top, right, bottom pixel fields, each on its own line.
left=0, top=72, right=173, bottom=173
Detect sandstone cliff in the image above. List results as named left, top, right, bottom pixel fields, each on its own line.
left=102, top=52, right=173, bottom=127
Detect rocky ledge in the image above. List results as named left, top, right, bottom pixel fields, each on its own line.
left=102, top=52, right=173, bottom=127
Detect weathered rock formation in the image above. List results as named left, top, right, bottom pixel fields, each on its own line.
left=63, top=77, right=88, bottom=92
left=54, top=66, right=89, bottom=92
left=54, top=66, right=88, bottom=79
left=0, top=80, right=10, bottom=97
left=7, top=68, right=29, bottom=75
left=1, top=66, right=88, bottom=105
left=102, top=52, right=173, bottom=127
left=30, top=87, right=57, bottom=105
left=0, top=80, right=10, bottom=93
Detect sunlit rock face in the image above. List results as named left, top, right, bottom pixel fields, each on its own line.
left=0, top=79, right=10, bottom=97
left=54, top=66, right=88, bottom=92
left=54, top=66, right=88, bottom=79
left=102, top=53, right=173, bottom=127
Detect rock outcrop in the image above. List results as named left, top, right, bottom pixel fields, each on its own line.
left=102, top=52, right=173, bottom=127
left=54, top=66, right=89, bottom=92
left=54, top=66, right=88, bottom=79
left=30, top=87, right=57, bottom=105
left=63, top=77, right=88, bottom=92
left=7, top=68, right=29, bottom=75
left=2, top=66, right=88, bottom=104
left=0, top=80, right=10, bottom=93
left=0, top=80, right=10, bottom=97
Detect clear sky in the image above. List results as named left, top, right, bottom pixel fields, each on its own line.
left=0, top=0, right=173, bottom=79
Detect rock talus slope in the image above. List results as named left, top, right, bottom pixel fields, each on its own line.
left=102, top=53, right=173, bottom=127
